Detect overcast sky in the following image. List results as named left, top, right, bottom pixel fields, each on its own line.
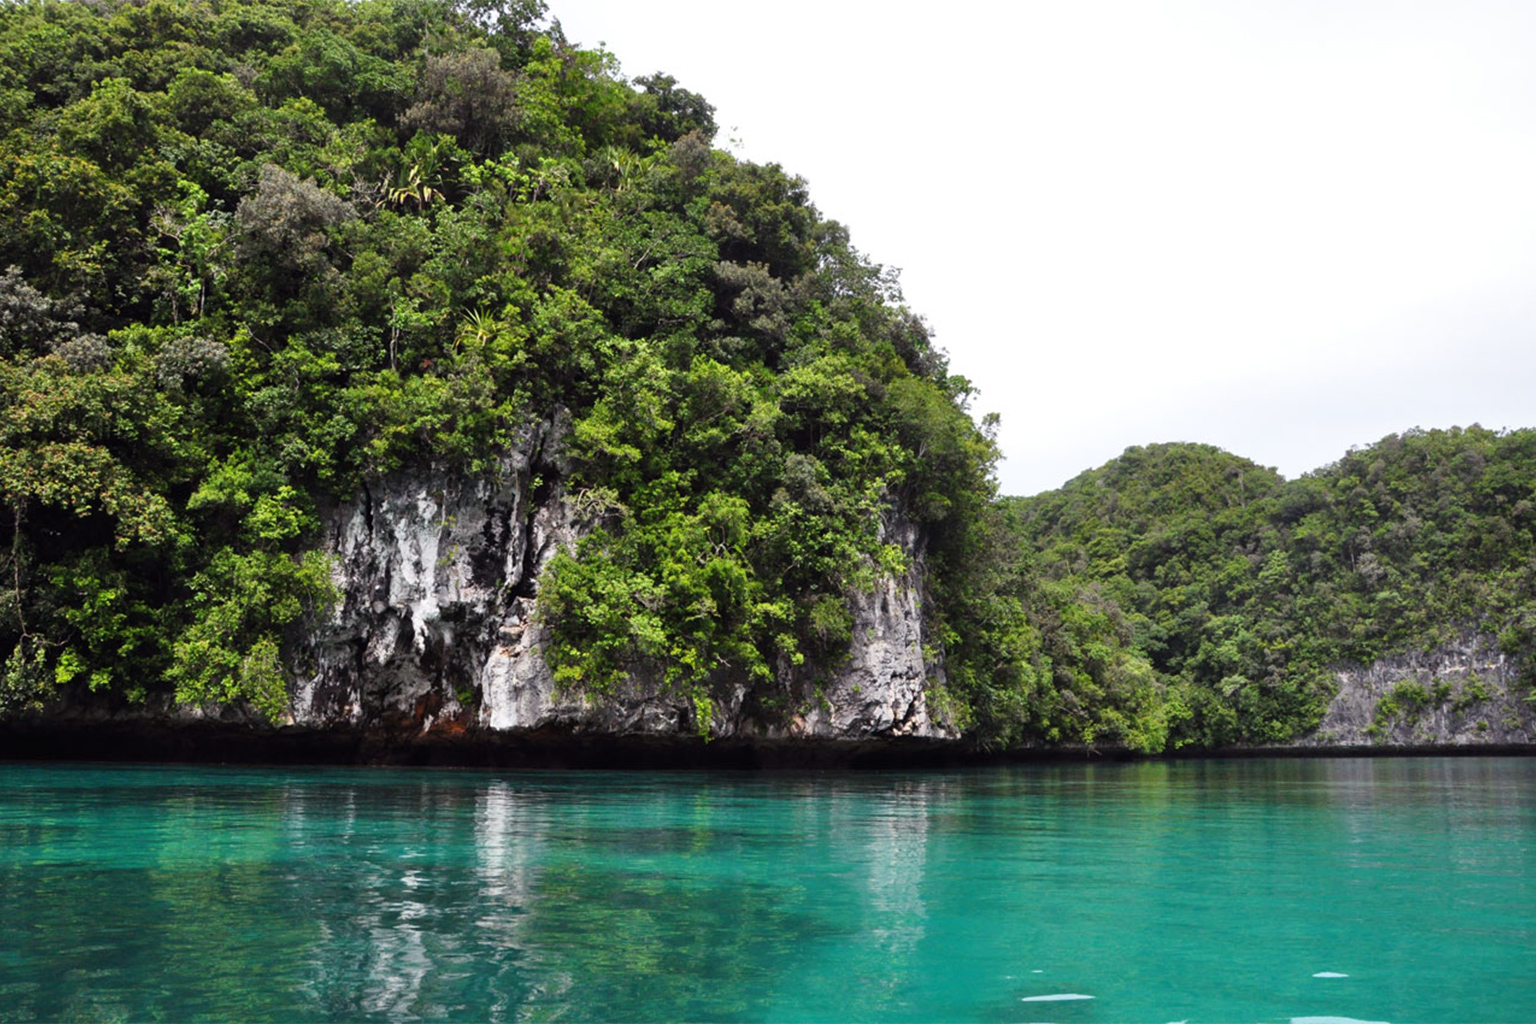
left=551, top=0, right=1536, bottom=496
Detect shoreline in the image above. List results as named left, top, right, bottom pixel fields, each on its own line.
left=3, top=720, right=1532, bottom=770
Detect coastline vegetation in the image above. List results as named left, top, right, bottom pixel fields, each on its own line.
left=0, top=0, right=1531, bottom=751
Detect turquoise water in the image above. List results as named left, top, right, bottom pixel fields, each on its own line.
left=0, top=759, right=1532, bottom=1022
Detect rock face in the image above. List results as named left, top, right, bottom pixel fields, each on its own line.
left=1303, top=636, right=1535, bottom=747
left=290, top=422, right=956, bottom=746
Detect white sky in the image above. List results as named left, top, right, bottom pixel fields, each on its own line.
left=550, top=0, right=1536, bottom=496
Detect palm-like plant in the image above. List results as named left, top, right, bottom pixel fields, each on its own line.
left=389, top=163, right=442, bottom=210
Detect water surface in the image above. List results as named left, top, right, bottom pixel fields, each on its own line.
left=1, top=758, right=1532, bottom=1022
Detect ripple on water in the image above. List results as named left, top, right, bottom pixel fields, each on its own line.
left=1020, top=993, right=1094, bottom=1002
left=1291, top=1017, right=1389, bottom=1024
left=1312, top=971, right=1350, bottom=978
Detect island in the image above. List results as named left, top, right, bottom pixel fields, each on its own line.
left=1, top=0, right=1531, bottom=765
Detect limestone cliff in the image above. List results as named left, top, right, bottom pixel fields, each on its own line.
left=289, top=420, right=956, bottom=746
left=1302, top=636, right=1535, bottom=748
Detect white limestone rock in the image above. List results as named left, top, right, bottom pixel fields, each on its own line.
left=291, top=419, right=957, bottom=743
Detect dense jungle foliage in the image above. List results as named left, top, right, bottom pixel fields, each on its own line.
left=0, top=0, right=1007, bottom=729
left=0, top=0, right=1530, bottom=751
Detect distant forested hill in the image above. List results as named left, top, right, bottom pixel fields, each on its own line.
left=1003, top=427, right=1536, bottom=749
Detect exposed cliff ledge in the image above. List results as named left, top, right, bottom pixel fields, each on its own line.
left=288, top=420, right=955, bottom=749
left=1299, top=636, right=1535, bottom=748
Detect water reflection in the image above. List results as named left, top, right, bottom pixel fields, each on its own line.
left=0, top=759, right=1532, bottom=1022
